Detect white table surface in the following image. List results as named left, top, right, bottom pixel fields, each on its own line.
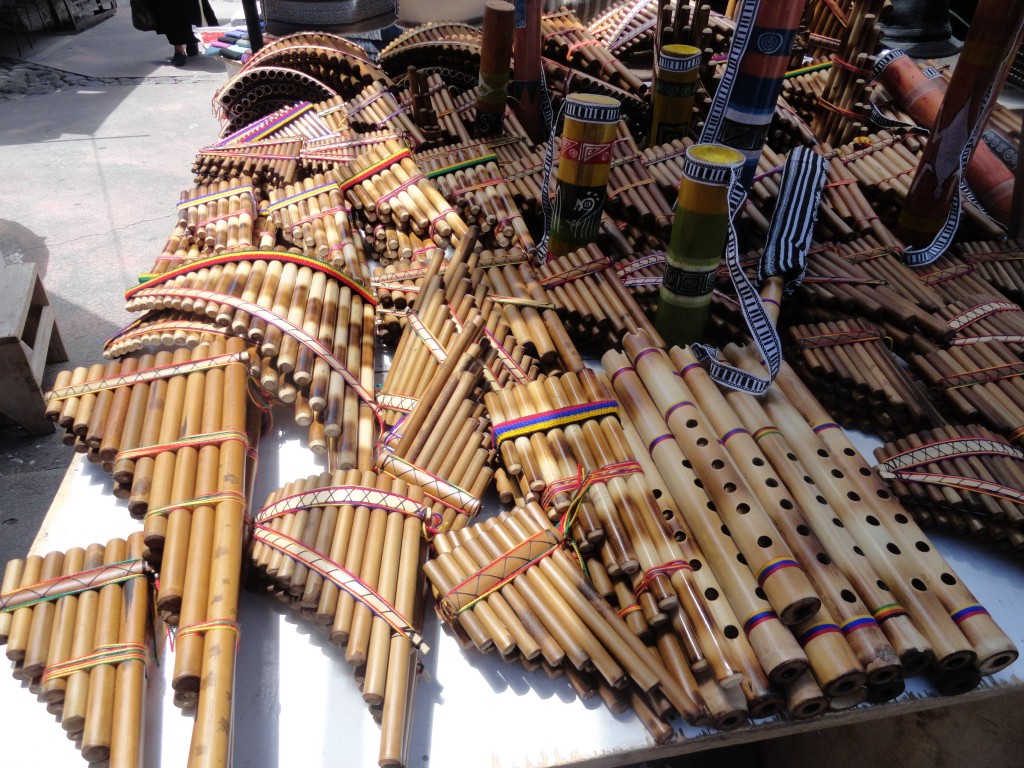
left=2, top=424, right=1023, bottom=768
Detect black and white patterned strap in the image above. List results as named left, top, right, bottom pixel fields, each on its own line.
left=698, top=0, right=761, bottom=145
left=757, top=145, right=829, bottom=291
left=693, top=146, right=826, bottom=395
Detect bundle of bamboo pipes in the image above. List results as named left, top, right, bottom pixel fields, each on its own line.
left=874, top=424, right=1024, bottom=549
left=911, top=340, right=1024, bottom=444
left=414, top=140, right=535, bottom=251
left=541, top=8, right=646, bottom=93
left=949, top=240, right=1024, bottom=304
left=265, top=173, right=360, bottom=266
left=175, top=176, right=259, bottom=256
left=377, top=24, right=483, bottom=85
left=786, top=318, right=943, bottom=440
left=588, top=0, right=659, bottom=57
left=192, top=137, right=304, bottom=186
left=113, top=247, right=378, bottom=459
left=537, top=242, right=665, bottom=347
left=808, top=0, right=883, bottom=147
left=215, top=68, right=341, bottom=136
left=342, top=80, right=429, bottom=148
left=299, top=130, right=413, bottom=176
left=1, top=533, right=151, bottom=766
left=608, top=339, right=921, bottom=703
left=238, top=30, right=378, bottom=79
left=251, top=469, right=431, bottom=766
left=329, top=138, right=469, bottom=249
left=797, top=238, right=957, bottom=346
left=425, top=502, right=714, bottom=738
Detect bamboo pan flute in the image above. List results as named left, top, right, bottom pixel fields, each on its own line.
left=911, top=341, right=1024, bottom=445
left=786, top=318, right=943, bottom=440
left=1, top=534, right=151, bottom=767
left=251, top=470, right=430, bottom=766
left=113, top=249, right=377, bottom=464
left=874, top=425, right=1024, bottom=546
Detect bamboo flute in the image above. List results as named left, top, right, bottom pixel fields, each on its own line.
left=768, top=357, right=1019, bottom=675
left=606, top=350, right=809, bottom=684
left=622, top=333, right=822, bottom=626
left=665, top=344, right=902, bottom=688
left=730, top=346, right=1006, bottom=672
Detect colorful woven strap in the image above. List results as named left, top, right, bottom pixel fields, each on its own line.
left=947, top=301, right=1021, bottom=332
left=795, top=328, right=881, bottom=349
left=938, top=361, right=1024, bottom=389
left=376, top=392, right=418, bottom=414
left=441, top=525, right=563, bottom=619
left=616, top=252, right=665, bottom=278
left=45, top=352, right=249, bottom=403
left=126, top=287, right=380, bottom=417
left=253, top=525, right=428, bottom=651
left=492, top=400, right=620, bottom=447
left=256, top=485, right=437, bottom=533
left=176, top=619, right=240, bottom=642
left=115, top=429, right=249, bottom=464
left=632, top=559, right=693, bottom=597
left=266, top=181, right=341, bottom=213
left=407, top=310, right=447, bottom=364
left=487, top=295, right=556, bottom=310
left=126, top=249, right=376, bottom=307
left=338, top=149, right=413, bottom=195
left=40, top=642, right=149, bottom=683
left=1, top=558, right=148, bottom=613
left=539, top=255, right=612, bottom=287
left=540, top=460, right=642, bottom=509
left=144, top=489, right=248, bottom=521
left=376, top=453, right=481, bottom=519
left=178, top=185, right=256, bottom=212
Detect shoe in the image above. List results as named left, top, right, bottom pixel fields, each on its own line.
left=186, top=41, right=199, bottom=56
left=170, top=50, right=187, bottom=67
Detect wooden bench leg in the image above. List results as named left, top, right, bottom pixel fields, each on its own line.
left=0, top=338, right=55, bottom=435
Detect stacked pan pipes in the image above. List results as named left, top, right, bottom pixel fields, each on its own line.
left=250, top=470, right=431, bottom=766
left=874, top=425, right=1024, bottom=550
left=540, top=8, right=646, bottom=95
left=785, top=318, right=944, bottom=440
left=37, top=336, right=260, bottom=767
left=911, top=341, right=1024, bottom=446
left=213, top=32, right=387, bottom=134
left=413, top=140, right=536, bottom=251
left=948, top=240, right=1024, bottom=305
left=1, top=533, right=153, bottom=767
left=112, top=242, right=378, bottom=463
left=807, top=0, right=884, bottom=147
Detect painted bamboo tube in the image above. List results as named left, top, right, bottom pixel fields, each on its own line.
left=651, top=44, right=701, bottom=144
left=655, top=144, right=744, bottom=347
left=549, top=94, right=620, bottom=260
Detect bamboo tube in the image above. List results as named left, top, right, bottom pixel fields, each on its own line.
left=549, top=94, right=620, bottom=260
left=109, top=531, right=149, bottom=768
left=5, top=554, right=43, bottom=663
left=81, top=536, right=127, bottom=763
left=655, top=144, right=744, bottom=347
left=58, top=544, right=104, bottom=734
left=187, top=336, right=250, bottom=767
left=19, top=549, right=64, bottom=677
left=476, top=1, right=515, bottom=137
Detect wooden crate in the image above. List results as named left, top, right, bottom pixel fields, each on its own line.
left=0, top=263, right=67, bottom=435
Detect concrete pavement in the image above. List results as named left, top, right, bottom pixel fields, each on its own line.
left=0, top=3, right=244, bottom=565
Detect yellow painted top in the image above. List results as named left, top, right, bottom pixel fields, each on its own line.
left=662, top=43, right=702, bottom=57
left=687, top=143, right=745, bottom=166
